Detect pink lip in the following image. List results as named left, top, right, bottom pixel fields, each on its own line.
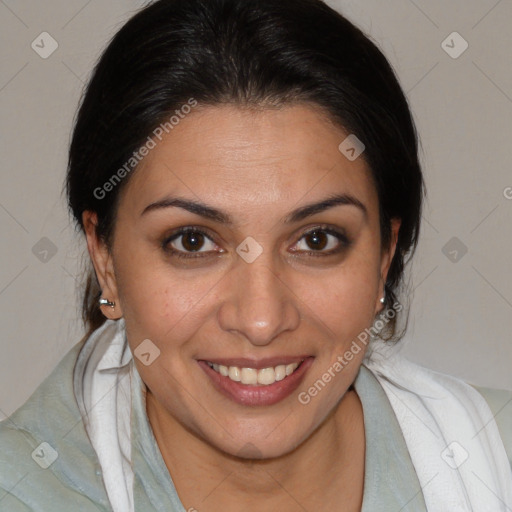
left=198, top=356, right=314, bottom=406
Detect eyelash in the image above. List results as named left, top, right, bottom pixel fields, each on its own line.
left=162, top=225, right=351, bottom=260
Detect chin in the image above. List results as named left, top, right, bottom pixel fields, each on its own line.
left=198, top=414, right=315, bottom=461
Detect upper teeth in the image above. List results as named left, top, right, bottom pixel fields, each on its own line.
left=207, top=361, right=301, bottom=386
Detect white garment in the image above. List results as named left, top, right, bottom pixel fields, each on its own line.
left=74, top=319, right=512, bottom=512
left=364, top=341, right=512, bottom=511
left=74, top=318, right=135, bottom=512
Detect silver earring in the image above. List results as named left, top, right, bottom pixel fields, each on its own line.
left=379, top=296, right=385, bottom=304
left=99, top=298, right=115, bottom=308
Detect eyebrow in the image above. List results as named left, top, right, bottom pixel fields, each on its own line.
left=141, top=193, right=367, bottom=224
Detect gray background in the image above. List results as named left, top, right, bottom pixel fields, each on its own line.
left=1, top=0, right=511, bottom=419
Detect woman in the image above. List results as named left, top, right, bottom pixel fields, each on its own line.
left=1, top=0, right=511, bottom=510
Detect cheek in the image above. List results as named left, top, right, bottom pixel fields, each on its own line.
left=113, top=229, right=205, bottom=321
left=296, top=255, right=380, bottom=341
left=119, top=268, right=210, bottom=334
left=114, top=244, right=223, bottom=358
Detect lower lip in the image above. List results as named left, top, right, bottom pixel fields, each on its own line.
left=198, top=357, right=314, bottom=406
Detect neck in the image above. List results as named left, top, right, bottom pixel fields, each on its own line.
left=146, top=389, right=365, bottom=511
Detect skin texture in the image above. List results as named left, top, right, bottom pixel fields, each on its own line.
left=83, top=103, right=400, bottom=511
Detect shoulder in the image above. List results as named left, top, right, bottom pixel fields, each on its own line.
left=471, top=384, right=512, bottom=470
left=366, top=351, right=512, bottom=472
left=0, top=339, right=111, bottom=511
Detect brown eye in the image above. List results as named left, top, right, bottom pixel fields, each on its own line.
left=304, top=230, right=328, bottom=251
left=292, top=227, right=351, bottom=256
left=180, top=231, right=205, bottom=252
left=163, top=227, right=219, bottom=258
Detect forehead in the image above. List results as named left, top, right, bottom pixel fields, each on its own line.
left=118, top=103, right=377, bottom=220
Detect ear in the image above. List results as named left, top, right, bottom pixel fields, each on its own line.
left=82, top=211, right=123, bottom=319
left=376, top=217, right=401, bottom=313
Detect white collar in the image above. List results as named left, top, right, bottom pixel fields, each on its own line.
left=74, top=319, right=135, bottom=512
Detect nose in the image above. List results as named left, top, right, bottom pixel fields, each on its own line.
left=217, top=251, right=300, bottom=347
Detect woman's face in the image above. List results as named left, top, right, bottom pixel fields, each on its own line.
left=85, top=103, right=399, bottom=459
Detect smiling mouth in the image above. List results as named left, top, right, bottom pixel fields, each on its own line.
left=205, top=360, right=305, bottom=386
left=199, top=356, right=314, bottom=406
